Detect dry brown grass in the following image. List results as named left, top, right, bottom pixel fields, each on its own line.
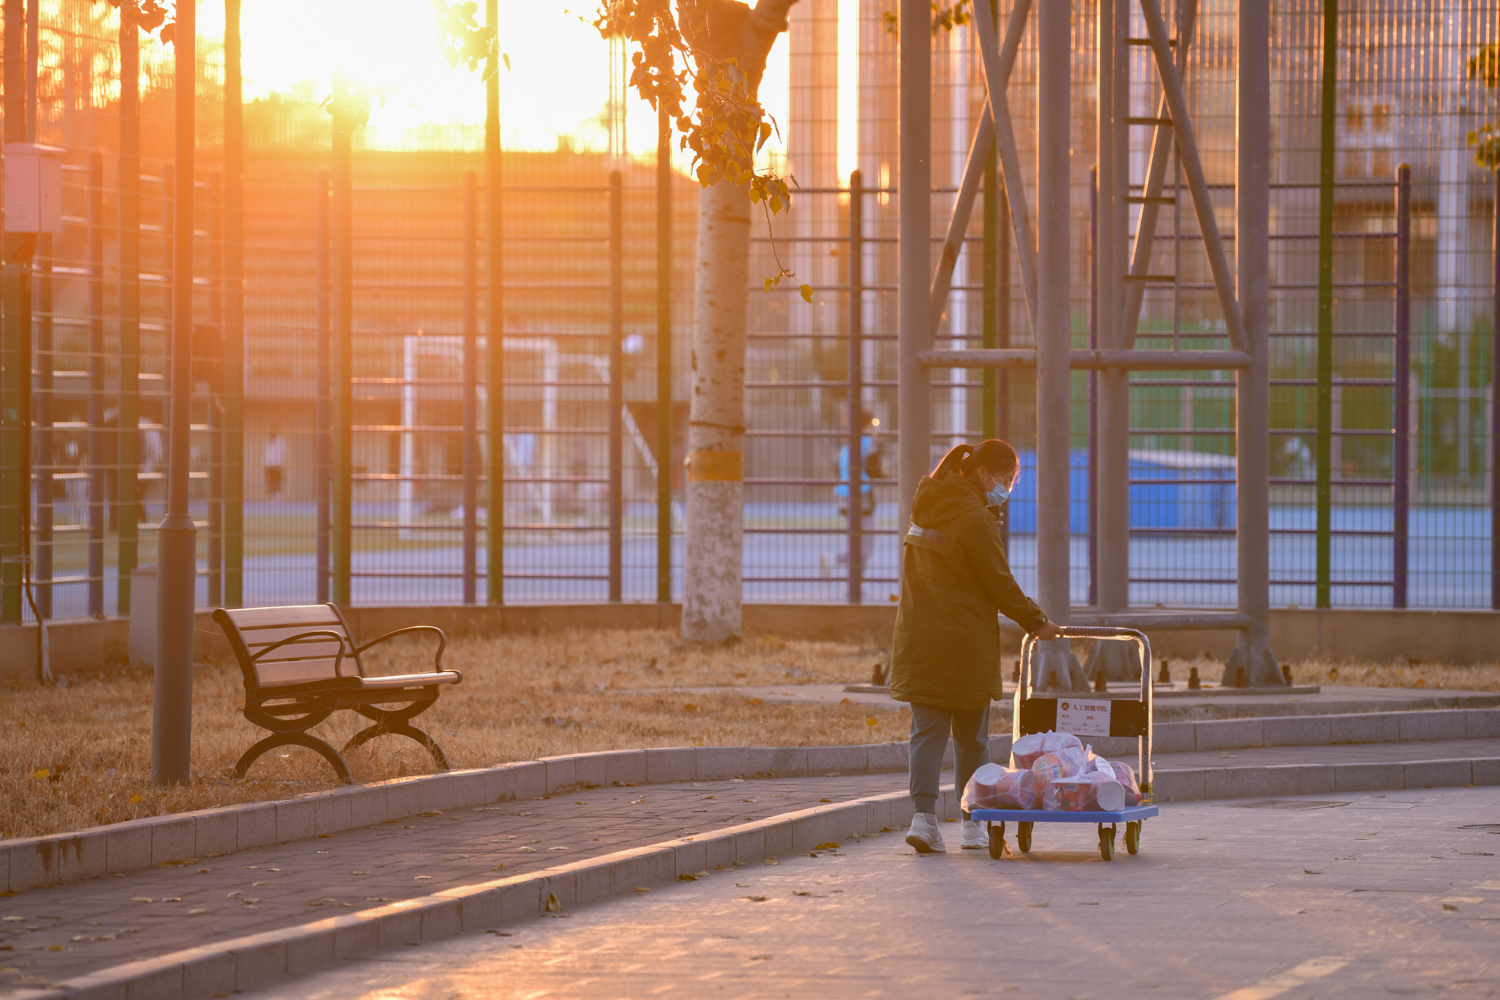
left=1161, top=653, right=1500, bottom=691
left=0, top=629, right=904, bottom=840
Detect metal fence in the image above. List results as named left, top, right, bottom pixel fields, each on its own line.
left=1, top=0, right=1496, bottom=624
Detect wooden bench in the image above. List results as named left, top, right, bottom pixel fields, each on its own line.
left=213, top=604, right=462, bottom=783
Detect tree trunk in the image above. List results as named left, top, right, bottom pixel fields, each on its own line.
left=682, top=178, right=751, bottom=642
left=677, top=0, right=796, bottom=644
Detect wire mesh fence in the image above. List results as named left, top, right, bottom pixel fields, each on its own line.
left=1, top=0, right=1495, bottom=624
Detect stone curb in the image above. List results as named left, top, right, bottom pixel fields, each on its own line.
left=3, top=739, right=983, bottom=896
left=14, top=786, right=932, bottom=1000
left=1152, top=755, right=1500, bottom=801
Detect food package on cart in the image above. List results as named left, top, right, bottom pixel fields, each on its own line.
left=1011, top=731, right=1083, bottom=770
left=1042, top=756, right=1127, bottom=812
left=1028, top=743, right=1091, bottom=784
left=1105, top=760, right=1142, bottom=806
left=962, top=762, right=1043, bottom=811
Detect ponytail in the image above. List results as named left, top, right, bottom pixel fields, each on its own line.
left=931, top=443, right=973, bottom=480
left=932, top=440, right=1020, bottom=480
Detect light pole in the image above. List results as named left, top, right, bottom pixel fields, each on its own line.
left=152, top=0, right=198, bottom=786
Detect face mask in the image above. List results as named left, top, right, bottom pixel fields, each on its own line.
left=984, top=481, right=1011, bottom=507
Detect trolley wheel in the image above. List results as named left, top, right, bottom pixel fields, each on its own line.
left=1098, top=824, right=1115, bottom=862
left=988, top=821, right=1005, bottom=860
left=1017, top=822, right=1033, bottom=854
left=1125, top=821, right=1141, bottom=855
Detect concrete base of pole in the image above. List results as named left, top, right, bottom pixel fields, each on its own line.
left=1083, top=639, right=1141, bottom=682
left=151, top=513, right=198, bottom=785
left=1228, top=635, right=1284, bottom=687
left=1034, top=644, right=1088, bottom=693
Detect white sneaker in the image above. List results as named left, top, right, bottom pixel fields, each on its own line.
left=905, top=812, right=946, bottom=854
left=960, top=820, right=987, bottom=850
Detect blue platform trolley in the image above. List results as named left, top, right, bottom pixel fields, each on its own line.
left=970, top=626, right=1159, bottom=861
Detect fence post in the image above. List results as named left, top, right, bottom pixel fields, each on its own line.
left=222, top=0, right=244, bottom=609
left=656, top=105, right=673, bottom=605
left=315, top=168, right=331, bottom=603
left=1492, top=167, right=1499, bottom=610
left=207, top=173, right=224, bottom=609
left=2, top=0, right=26, bottom=624
left=485, top=0, right=505, bottom=606
left=1393, top=163, right=1410, bottom=609
left=847, top=169, right=864, bottom=605
left=608, top=169, right=624, bottom=602
left=117, top=0, right=140, bottom=616
left=331, top=109, right=353, bottom=607
left=37, top=234, right=54, bottom=619
left=463, top=169, right=478, bottom=604
left=88, top=151, right=105, bottom=617
left=1314, top=0, right=1338, bottom=609
left=1087, top=167, right=1098, bottom=609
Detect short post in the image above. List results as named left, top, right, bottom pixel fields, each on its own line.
left=1393, top=163, right=1410, bottom=609
left=88, top=151, right=105, bottom=617
left=847, top=170, right=865, bottom=604
left=462, top=169, right=479, bottom=604
left=656, top=105, right=673, bottom=604
left=36, top=234, right=54, bottom=619
left=608, top=169, right=624, bottom=602
left=314, top=168, right=331, bottom=603
left=152, top=0, right=197, bottom=786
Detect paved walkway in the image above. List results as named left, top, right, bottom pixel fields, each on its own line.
left=4, top=735, right=1496, bottom=994
left=0, top=773, right=905, bottom=993
left=248, top=786, right=1500, bottom=1000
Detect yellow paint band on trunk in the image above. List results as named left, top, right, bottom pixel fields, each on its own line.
left=685, top=449, right=743, bottom=483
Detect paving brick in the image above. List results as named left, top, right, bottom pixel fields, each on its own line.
left=1262, top=715, right=1333, bottom=747
left=284, top=926, right=335, bottom=977
left=1399, top=710, right=1466, bottom=742
left=808, top=745, right=869, bottom=776
left=1149, top=767, right=1204, bottom=802
left=342, top=786, right=386, bottom=828
left=150, top=815, right=197, bottom=865
left=868, top=742, right=907, bottom=772
left=645, top=748, right=696, bottom=784
left=123, top=961, right=181, bottom=1000
left=383, top=778, right=423, bottom=821
left=180, top=948, right=236, bottom=999
left=1473, top=758, right=1500, bottom=786
left=55, top=833, right=106, bottom=883
left=448, top=768, right=490, bottom=808
left=418, top=773, right=456, bottom=814
left=334, top=916, right=381, bottom=959
left=1467, top=710, right=1500, bottom=739
left=765, top=746, right=808, bottom=778
left=1195, top=719, right=1265, bottom=751
left=196, top=808, right=239, bottom=856
left=273, top=798, right=316, bottom=845
left=1329, top=713, right=1397, bottom=744
left=695, top=746, right=749, bottom=781
left=507, top=762, right=547, bottom=800
left=1403, top=759, right=1471, bottom=789
left=1152, top=723, right=1195, bottom=753
left=1333, top=762, right=1405, bottom=793
left=542, top=757, right=576, bottom=794
left=106, top=823, right=153, bottom=874
left=236, top=804, right=277, bottom=849
left=568, top=753, right=609, bottom=789
left=604, top=751, right=647, bottom=786
left=419, top=898, right=464, bottom=940
left=11, top=838, right=57, bottom=891
left=377, top=906, right=424, bottom=950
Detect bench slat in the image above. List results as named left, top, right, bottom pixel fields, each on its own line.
left=238, top=625, right=351, bottom=651
left=226, top=605, right=346, bottom=629
left=256, top=658, right=344, bottom=687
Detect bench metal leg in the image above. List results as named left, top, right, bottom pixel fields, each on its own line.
left=236, top=731, right=353, bottom=784
left=344, top=703, right=450, bottom=771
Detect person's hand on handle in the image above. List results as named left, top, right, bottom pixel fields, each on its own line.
left=1033, top=621, right=1065, bottom=642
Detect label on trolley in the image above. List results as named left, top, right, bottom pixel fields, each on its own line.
left=1057, top=698, right=1112, bottom=737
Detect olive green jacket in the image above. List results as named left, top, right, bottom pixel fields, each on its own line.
left=889, top=472, right=1049, bottom=710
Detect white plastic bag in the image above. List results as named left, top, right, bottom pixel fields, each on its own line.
left=1012, top=730, right=1083, bottom=770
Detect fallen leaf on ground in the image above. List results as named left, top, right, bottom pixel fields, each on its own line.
left=350, top=871, right=369, bottom=876
left=490, top=865, right=505, bottom=872
left=813, top=843, right=840, bottom=850
left=130, top=897, right=152, bottom=904
left=414, top=876, right=433, bottom=880
left=442, top=855, right=469, bottom=861
left=793, top=891, right=812, bottom=896
left=1027, top=902, right=1049, bottom=908
left=544, top=893, right=562, bottom=912
left=1303, top=868, right=1323, bottom=875
left=548, top=847, right=568, bottom=851
left=819, top=798, right=833, bottom=803
left=634, top=886, right=650, bottom=893
left=188, top=909, right=206, bottom=915
left=678, top=873, right=698, bottom=882
left=517, top=847, right=536, bottom=853
left=162, top=897, right=181, bottom=902
left=742, top=896, right=768, bottom=902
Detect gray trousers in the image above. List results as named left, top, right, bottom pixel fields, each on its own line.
left=909, top=702, right=991, bottom=819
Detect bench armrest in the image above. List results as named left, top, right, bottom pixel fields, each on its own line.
left=353, top=625, right=449, bottom=673
left=250, top=629, right=349, bottom=678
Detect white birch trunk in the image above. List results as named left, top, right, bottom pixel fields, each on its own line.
left=681, top=178, right=751, bottom=642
